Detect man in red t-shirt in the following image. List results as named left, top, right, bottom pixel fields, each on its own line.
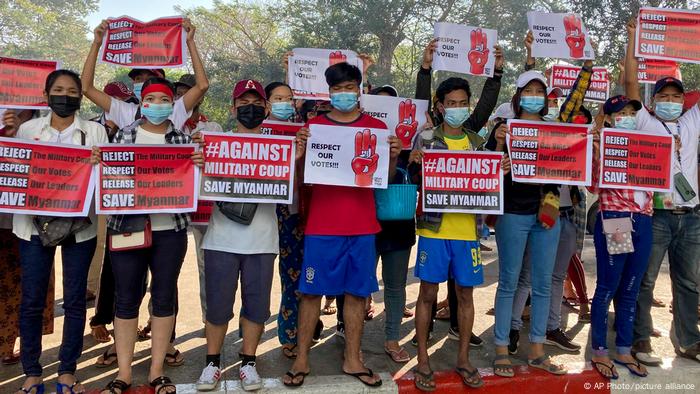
left=282, top=62, right=401, bottom=388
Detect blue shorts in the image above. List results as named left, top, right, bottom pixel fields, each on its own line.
left=300, top=235, right=378, bottom=297
left=414, top=237, right=483, bottom=287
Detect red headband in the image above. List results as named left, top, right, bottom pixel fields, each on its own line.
left=141, top=83, right=173, bottom=100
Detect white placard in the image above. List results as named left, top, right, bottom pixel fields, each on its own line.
left=432, top=22, right=498, bottom=77
left=288, top=48, right=362, bottom=100
left=360, top=95, right=429, bottom=149
left=526, top=12, right=595, bottom=60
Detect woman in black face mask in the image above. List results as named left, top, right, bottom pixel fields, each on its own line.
left=12, top=69, right=107, bottom=394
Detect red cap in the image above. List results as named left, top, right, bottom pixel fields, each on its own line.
left=232, top=79, right=266, bottom=101
left=103, top=81, right=134, bottom=100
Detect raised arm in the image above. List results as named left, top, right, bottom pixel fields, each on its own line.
left=524, top=30, right=536, bottom=71
left=81, top=20, right=113, bottom=112
left=624, top=18, right=641, bottom=102
left=415, top=38, right=436, bottom=101
left=180, top=19, right=209, bottom=113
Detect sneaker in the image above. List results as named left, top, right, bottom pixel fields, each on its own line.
left=470, top=333, right=484, bottom=347
left=545, top=328, right=582, bottom=352
left=240, top=362, right=263, bottom=391
left=411, top=331, right=434, bottom=347
left=632, top=340, right=662, bottom=366
left=508, top=329, right=519, bottom=355
left=196, top=362, right=221, bottom=391
left=448, top=327, right=460, bottom=341
left=335, top=322, right=345, bottom=340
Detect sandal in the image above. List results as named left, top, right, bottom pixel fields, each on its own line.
left=95, top=348, right=117, bottom=368
left=91, top=325, right=111, bottom=343
left=384, top=346, right=410, bottom=363
left=677, top=344, right=700, bottom=363
left=322, top=304, right=337, bottom=315
left=403, top=307, right=414, bottom=318
left=493, top=354, right=514, bottom=378
left=614, top=359, right=648, bottom=377
left=57, top=380, right=84, bottom=394
left=137, top=323, right=151, bottom=341
left=343, top=367, right=382, bottom=387
left=282, top=344, right=297, bottom=359
left=528, top=355, right=567, bottom=375
left=591, top=360, right=619, bottom=380
left=17, top=383, right=44, bottom=394
left=456, top=367, right=483, bottom=389
left=435, top=307, right=450, bottom=321
left=413, top=368, right=435, bottom=392
left=283, top=370, right=309, bottom=387
left=150, top=376, right=176, bottom=394
left=165, top=349, right=184, bottom=367
left=364, top=305, right=375, bottom=321
left=101, top=379, right=130, bottom=394
left=3, top=351, right=20, bottom=365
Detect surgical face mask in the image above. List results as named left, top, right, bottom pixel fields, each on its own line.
left=543, top=106, right=559, bottom=121
left=48, top=95, right=81, bottom=118
left=141, top=102, right=173, bottom=125
left=478, top=127, right=489, bottom=138
left=133, top=82, right=144, bottom=100
left=654, top=101, right=683, bottom=121
left=444, top=107, right=470, bottom=128
left=236, top=103, right=266, bottom=129
left=330, top=92, right=358, bottom=112
left=520, top=96, right=545, bottom=114
left=614, top=116, right=637, bottom=130
left=271, top=101, right=295, bottom=120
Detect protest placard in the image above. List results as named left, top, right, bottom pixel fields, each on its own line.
left=0, top=137, right=95, bottom=216
left=507, top=119, right=592, bottom=185
left=638, top=58, right=682, bottom=84
left=635, top=7, right=700, bottom=64
left=549, top=64, right=609, bottom=102
left=288, top=48, right=362, bottom=100
left=599, top=129, right=673, bottom=192
left=199, top=132, right=295, bottom=204
left=526, top=12, right=595, bottom=60
left=261, top=120, right=304, bottom=137
left=190, top=200, right=213, bottom=225
left=421, top=150, right=503, bottom=214
left=0, top=57, right=60, bottom=109
left=432, top=22, right=498, bottom=77
left=304, top=124, right=390, bottom=188
left=96, top=144, right=198, bottom=214
left=360, top=95, right=429, bottom=149
left=99, top=16, right=186, bottom=68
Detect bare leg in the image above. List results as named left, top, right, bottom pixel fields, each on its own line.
left=283, top=294, right=321, bottom=385
left=342, top=294, right=380, bottom=385
left=205, top=321, right=228, bottom=355
left=149, top=316, right=174, bottom=382
left=113, top=317, right=138, bottom=385
left=240, top=317, right=263, bottom=355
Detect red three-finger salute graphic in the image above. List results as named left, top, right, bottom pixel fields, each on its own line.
left=564, top=14, right=585, bottom=58
left=468, top=28, right=490, bottom=75
left=351, top=129, right=379, bottom=187
left=395, top=99, right=418, bottom=149
left=329, top=51, right=347, bottom=66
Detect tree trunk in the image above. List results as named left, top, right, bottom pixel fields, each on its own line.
left=375, top=33, right=404, bottom=86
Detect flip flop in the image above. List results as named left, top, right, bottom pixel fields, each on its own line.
left=528, top=355, right=567, bottom=375
left=456, top=367, right=483, bottom=388
left=384, top=346, right=410, bottom=363
left=149, top=376, right=175, bottom=394
left=343, top=368, right=382, bottom=387
left=591, top=360, right=619, bottom=380
left=614, top=359, right=648, bottom=377
left=492, top=354, right=514, bottom=378
left=136, top=324, right=151, bottom=341
left=102, top=379, right=130, bottom=394
left=282, top=344, right=297, bottom=359
left=283, top=370, right=309, bottom=387
left=57, top=380, right=84, bottom=394
left=165, top=349, right=184, bottom=367
left=413, top=368, right=435, bottom=392
left=321, top=305, right=337, bottom=315
left=95, top=349, right=117, bottom=368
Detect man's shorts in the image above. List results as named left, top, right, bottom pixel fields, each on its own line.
left=300, top=234, right=378, bottom=297
left=414, top=237, right=483, bottom=287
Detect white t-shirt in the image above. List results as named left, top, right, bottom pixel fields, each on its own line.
left=134, top=126, right=176, bottom=231
left=106, top=97, right=191, bottom=130
left=559, top=185, right=572, bottom=207
left=202, top=203, right=279, bottom=255
left=636, top=105, right=700, bottom=208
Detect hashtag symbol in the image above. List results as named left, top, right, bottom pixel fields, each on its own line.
left=205, top=142, right=220, bottom=158
left=554, top=68, right=562, bottom=77
left=424, top=158, right=437, bottom=172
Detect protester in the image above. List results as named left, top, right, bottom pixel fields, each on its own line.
left=12, top=69, right=106, bottom=394
left=625, top=19, right=700, bottom=366
left=99, top=77, right=204, bottom=394
left=282, top=62, right=401, bottom=387
left=408, top=42, right=505, bottom=390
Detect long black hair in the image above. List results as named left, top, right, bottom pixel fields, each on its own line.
left=45, top=69, right=82, bottom=94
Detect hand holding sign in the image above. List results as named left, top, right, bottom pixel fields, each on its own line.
left=352, top=129, right=379, bottom=187
left=395, top=100, right=418, bottom=148
left=468, top=29, right=490, bottom=74
left=563, top=14, right=586, bottom=58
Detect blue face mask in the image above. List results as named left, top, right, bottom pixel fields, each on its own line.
left=141, top=102, right=173, bottom=125
left=478, top=127, right=489, bottom=137
left=654, top=101, right=683, bottom=121
left=614, top=116, right=637, bottom=130
left=520, top=96, right=545, bottom=114
left=133, top=82, right=144, bottom=100
left=444, top=107, right=470, bottom=128
left=330, top=92, right=358, bottom=112
left=271, top=101, right=295, bottom=120
left=543, top=106, right=559, bottom=121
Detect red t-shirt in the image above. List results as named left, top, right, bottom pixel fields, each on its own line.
left=304, top=113, right=387, bottom=236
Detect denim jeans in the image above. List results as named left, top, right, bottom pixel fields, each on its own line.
left=494, top=213, right=561, bottom=346
left=591, top=211, right=652, bottom=355
left=379, top=248, right=411, bottom=341
left=511, top=216, right=577, bottom=332
left=19, top=235, right=97, bottom=377
left=633, top=210, right=700, bottom=349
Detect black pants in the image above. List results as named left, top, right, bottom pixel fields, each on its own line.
left=90, top=250, right=115, bottom=327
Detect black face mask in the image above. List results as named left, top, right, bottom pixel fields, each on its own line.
left=48, top=95, right=81, bottom=118
left=236, top=103, right=266, bottom=129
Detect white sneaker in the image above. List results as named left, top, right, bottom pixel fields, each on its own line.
left=196, top=362, right=221, bottom=391
left=240, top=362, right=263, bottom=391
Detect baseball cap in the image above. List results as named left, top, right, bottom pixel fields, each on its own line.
left=547, top=87, right=564, bottom=99
left=603, top=95, right=642, bottom=115
left=370, top=85, right=398, bottom=97
left=232, top=79, right=266, bottom=100
left=489, top=102, right=515, bottom=122
left=103, top=81, right=134, bottom=100
left=516, top=70, right=547, bottom=89
left=127, top=68, right=165, bottom=79
left=174, top=74, right=196, bottom=90
left=653, top=77, right=684, bottom=95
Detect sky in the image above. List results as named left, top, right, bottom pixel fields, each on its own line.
left=86, top=0, right=215, bottom=27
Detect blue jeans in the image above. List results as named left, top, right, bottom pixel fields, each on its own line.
left=494, top=213, right=560, bottom=345
left=379, top=248, right=411, bottom=341
left=19, top=235, right=97, bottom=377
left=591, top=211, right=652, bottom=355
left=633, top=210, right=700, bottom=348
